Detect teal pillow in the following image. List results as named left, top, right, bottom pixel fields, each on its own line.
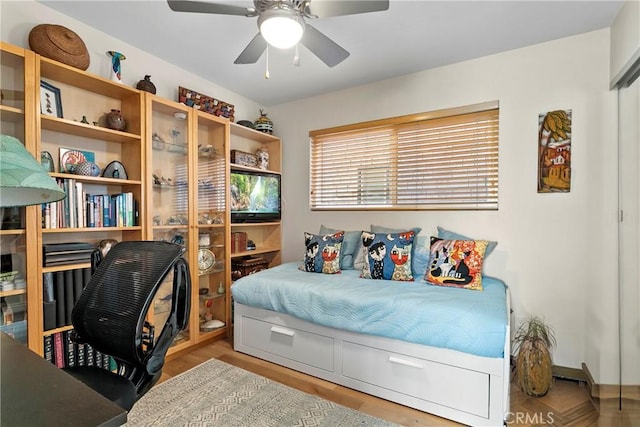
left=437, top=226, right=497, bottom=257
left=412, top=235, right=431, bottom=278
left=319, top=225, right=362, bottom=270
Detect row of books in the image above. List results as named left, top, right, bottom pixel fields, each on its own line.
left=44, top=330, right=115, bottom=371
left=43, top=267, right=91, bottom=330
left=42, top=178, right=138, bottom=229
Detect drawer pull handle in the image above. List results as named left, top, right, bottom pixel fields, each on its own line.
left=388, top=356, right=423, bottom=369
left=270, top=326, right=295, bottom=337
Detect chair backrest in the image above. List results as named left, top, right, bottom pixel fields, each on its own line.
left=71, top=241, right=190, bottom=385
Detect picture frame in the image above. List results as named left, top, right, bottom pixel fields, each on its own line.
left=40, top=81, right=63, bottom=118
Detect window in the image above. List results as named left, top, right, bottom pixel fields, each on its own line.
left=309, top=101, right=499, bottom=210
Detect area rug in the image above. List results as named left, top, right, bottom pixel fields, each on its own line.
left=126, top=358, right=398, bottom=426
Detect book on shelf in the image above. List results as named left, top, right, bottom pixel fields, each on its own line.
left=64, top=270, right=74, bottom=325
left=43, top=334, right=54, bottom=364
left=63, top=330, right=76, bottom=368
left=53, top=332, right=64, bottom=368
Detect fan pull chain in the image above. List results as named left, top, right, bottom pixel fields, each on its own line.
left=265, top=45, right=270, bottom=79
left=294, top=44, right=300, bottom=67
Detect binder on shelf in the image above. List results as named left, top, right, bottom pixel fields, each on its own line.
left=54, top=271, right=65, bottom=328
left=64, top=270, right=74, bottom=325
left=83, top=267, right=92, bottom=287
left=73, top=268, right=83, bottom=304
left=43, top=272, right=54, bottom=302
left=43, top=300, right=57, bottom=331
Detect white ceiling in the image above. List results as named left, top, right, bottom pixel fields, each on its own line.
left=39, top=0, right=623, bottom=106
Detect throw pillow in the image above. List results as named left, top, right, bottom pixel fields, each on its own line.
left=302, top=231, right=344, bottom=274
left=370, top=224, right=423, bottom=275
left=360, top=231, right=415, bottom=281
left=412, top=235, right=431, bottom=278
left=425, top=236, right=488, bottom=291
left=437, top=226, right=497, bottom=257
left=319, top=225, right=363, bottom=270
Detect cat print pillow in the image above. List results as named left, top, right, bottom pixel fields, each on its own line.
left=425, top=237, right=487, bottom=290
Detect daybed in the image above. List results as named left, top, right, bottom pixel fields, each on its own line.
left=232, top=231, right=511, bottom=427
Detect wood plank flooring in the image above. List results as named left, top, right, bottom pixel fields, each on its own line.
left=160, top=338, right=637, bottom=426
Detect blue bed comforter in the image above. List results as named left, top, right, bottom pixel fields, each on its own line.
left=231, top=262, right=508, bottom=358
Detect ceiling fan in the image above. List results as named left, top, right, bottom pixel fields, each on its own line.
left=167, top=0, right=389, bottom=67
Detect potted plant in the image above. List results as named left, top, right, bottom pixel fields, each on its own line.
left=513, top=315, right=556, bottom=397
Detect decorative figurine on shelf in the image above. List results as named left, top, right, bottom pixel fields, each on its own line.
left=107, top=51, right=126, bottom=83
left=254, top=109, right=273, bottom=134
left=40, top=151, right=54, bottom=172
left=217, top=282, right=225, bottom=295
left=136, top=75, right=156, bottom=94
left=106, top=109, right=126, bottom=131
left=74, top=161, right=101, bottom=177
left=98, top=239, right=118, bottom=258
left=80, top=116, right=90, bottom=124
left=152, top=132, right=165, bottom=150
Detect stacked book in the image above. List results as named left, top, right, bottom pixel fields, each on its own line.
left=43, top=242, right=96, bottom=267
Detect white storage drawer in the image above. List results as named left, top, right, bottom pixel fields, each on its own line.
left=342, top=341, right=490, bottom=418
left=241, top=316, right=335, bottom=372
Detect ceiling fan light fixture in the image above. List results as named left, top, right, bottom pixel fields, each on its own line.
left=258, top=8, right=304, bottom=49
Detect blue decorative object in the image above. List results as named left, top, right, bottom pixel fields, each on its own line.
left=107, top=51, right=126, bottom=83
left=74, top=161, right=101, bottom=177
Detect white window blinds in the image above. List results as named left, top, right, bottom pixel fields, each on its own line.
left=309, top=102, right=499, bottom=210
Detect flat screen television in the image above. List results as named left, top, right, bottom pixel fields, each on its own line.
left=230, top=169, right=281, bottom=223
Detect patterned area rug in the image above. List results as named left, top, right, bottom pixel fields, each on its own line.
left=126, top=358, right=398, bottom=426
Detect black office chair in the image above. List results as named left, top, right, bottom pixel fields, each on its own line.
left=63, top=240, right=191, bottom=411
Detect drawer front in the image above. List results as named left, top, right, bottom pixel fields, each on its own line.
left=342, top=341, right=489, bottom=418
left=241, top=316, right=334, bottom=371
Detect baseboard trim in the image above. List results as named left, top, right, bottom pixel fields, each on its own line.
left=582, top=362, right=640, bottom=400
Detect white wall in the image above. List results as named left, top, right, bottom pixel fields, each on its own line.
left=270, top=30, right=619, bottom=384
left=0, top=0, right=263, bottom=122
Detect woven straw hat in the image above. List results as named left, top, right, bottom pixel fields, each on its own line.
left=29, top=24, right=90, bottom=70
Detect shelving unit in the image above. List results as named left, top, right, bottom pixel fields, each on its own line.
left=229, top=122, right=282, bottom=269
left=34, top=52, right=145, bottom=356
left=1, top=40, right=282, bottom=360
left=0, top=42, right=38, bottom=348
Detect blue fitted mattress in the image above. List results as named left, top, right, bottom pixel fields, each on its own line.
left=232, top=262, right=508, bottom=358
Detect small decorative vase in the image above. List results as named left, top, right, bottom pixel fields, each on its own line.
left=106, top=109, right=126, bottom=131
left=255, top=147, right=269, bottom=170
left=254, top=109, right=273, bottom=134
left=217, top=282, right=225, bottom=294
left=74, top=161, right=101, bottom=177
left=107, top=51, right=126, bottom=84
left=40, top=151, right=54, bottom=172
left=136, top=75, right=156, bottom=94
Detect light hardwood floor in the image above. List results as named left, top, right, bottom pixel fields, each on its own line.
left=161, top=338, right=637, bottom=426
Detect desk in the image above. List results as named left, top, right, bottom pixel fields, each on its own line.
left=1, top=333, right=127, bottom=426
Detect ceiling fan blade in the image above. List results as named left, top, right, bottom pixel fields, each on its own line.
left=301, top=24, right=349, bottom=67
left=234, top=33, right=268, bottom=64
left=167, top=0, right=256, bottom=16
left=306, top=0, right=389, bottom=18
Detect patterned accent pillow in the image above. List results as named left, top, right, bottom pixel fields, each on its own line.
left=425, top=237, right=488, bottom=291
left=360, top=231, right=415, bottom=281
left=319, top=225, right=363, bottom=270
left=302, top=231, right=344, bottom=274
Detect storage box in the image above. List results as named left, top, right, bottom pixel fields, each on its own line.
left=230, top=150, right=257, bottom=168
left=232, top=257, right=269, bottom=280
